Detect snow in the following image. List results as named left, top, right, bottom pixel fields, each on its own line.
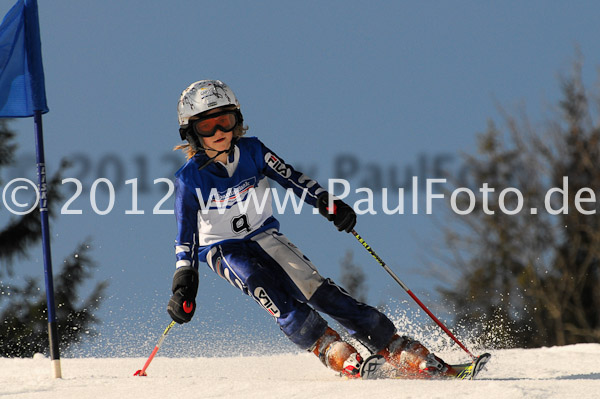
left=1, top=344, right=600, bottom=399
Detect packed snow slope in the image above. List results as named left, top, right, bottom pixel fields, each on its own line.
left=1, top=344, right=599, bottom=399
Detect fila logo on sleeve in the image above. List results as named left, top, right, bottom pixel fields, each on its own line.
left=265, top=153, right=291, bottom=178
left=253, top=287, right=280, bottom=317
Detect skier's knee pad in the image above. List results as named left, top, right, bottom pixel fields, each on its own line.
left=244, top=272, right=327, bottom=350
left=245, top=272, right=285, bottom=317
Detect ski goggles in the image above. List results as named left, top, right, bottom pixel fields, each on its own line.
left=191, top=110, right=241, bottom=137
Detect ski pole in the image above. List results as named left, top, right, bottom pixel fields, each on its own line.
left=351, top=229, right=476, bottom=360
left=134, top=320, right=177, bottom=376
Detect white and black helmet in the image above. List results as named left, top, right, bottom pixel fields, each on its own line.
left=177, top=80, right=244, bottom=162
left=178, top=80, right=240, bottom=130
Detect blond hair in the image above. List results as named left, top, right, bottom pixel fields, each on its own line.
left=174, top=124, right=248, bottom=160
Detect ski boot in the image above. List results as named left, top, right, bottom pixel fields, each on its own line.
left=311, top=327, right=363, bottom=378
left=376, top=334, right=455, bottom=379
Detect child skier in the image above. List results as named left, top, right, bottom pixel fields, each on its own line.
left=167, top=79, right=454, bottom=379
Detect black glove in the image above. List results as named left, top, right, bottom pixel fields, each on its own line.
left=317, top=192, right=357, bottom=233
left=167, top=266, right=199, bottom=324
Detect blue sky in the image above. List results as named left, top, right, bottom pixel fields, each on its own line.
left=2, top=1, right=600, bottom=356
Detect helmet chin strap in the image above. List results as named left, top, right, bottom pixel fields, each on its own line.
left=197, top=136, right=239, bottom=171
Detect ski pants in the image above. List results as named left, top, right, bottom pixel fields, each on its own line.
left=205, top=229, right=396, bottom=352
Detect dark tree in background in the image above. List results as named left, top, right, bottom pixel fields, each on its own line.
left=339, top=250, right=368, bottom=303
left=0, top=244, right=107, bottom=357
left=0, top=119, right=107, bottom=357
left=440, top=61, right=600, bottom=348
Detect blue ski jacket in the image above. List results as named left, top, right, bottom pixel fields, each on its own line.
left=173, top=136, right=326, bottom=269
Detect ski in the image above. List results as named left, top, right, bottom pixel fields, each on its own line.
left=454, top=353, right=491, bottom=380
left=359, top=352, right=491, bottom=380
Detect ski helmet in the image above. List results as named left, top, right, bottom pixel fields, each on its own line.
left=178, top=80, right=240, bottom=130
left=177, top=80, right=244, bottom=160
